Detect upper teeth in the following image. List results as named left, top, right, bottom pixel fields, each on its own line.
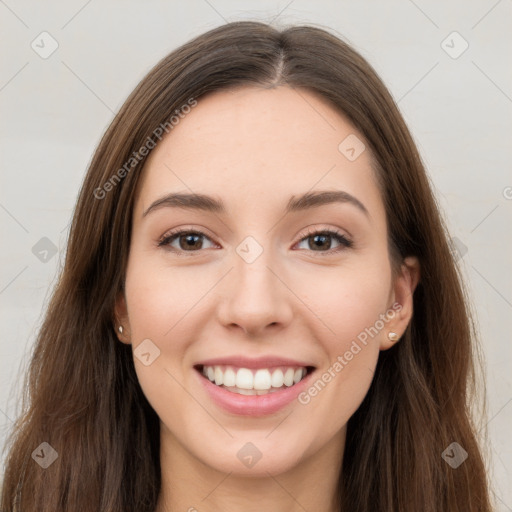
left=202, top=365, right=307, bottom=390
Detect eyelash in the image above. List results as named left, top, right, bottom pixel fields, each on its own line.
left=157, top=226, right=353, bottom=257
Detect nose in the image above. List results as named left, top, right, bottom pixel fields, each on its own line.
left=215, top=246, right=293, bottom=337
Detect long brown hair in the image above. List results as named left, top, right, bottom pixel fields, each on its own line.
left=1, top=21, right=492, bottom=511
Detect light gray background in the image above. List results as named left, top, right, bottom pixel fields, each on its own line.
left=1, top=0, right=511, bottom=508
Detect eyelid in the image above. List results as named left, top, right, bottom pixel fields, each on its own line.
left=293, top=226, right=353, bottom=254
left=157, top=225, right=219, bottom=253
left=157, top=225, right=353, bottom=255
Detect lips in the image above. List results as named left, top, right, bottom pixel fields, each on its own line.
left=193, top=355, right=316, bottom=416
left=195, top=355, right=315, bottom=369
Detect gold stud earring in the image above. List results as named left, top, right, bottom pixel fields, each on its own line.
left=388, top=332, right=399, bottom=342
left=118, top=325, right=124, bottom=334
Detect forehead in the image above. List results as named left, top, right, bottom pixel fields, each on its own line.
left=135, top=86, right=384, bottom=222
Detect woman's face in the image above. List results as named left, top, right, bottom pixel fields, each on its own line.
left=116, top=85, right=418, bottom=476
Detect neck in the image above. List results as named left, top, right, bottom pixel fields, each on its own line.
left=154, top=425, right=345, bottom=512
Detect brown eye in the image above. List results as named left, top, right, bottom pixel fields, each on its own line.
left=157, top=227, right=352, bottom=256
left=295, top=229, right=353, bottom=253
left=158, top=230, right=216, bottom=253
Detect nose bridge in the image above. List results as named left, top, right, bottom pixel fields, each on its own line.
left=217, top=234, right=293, bottom=334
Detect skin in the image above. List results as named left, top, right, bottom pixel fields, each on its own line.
left=115, top=85, right=420, bottom=512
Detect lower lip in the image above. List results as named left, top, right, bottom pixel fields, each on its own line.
left=195, top=368, right=314, bottom=416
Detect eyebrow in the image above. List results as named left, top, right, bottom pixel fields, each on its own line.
left=142, top=190, right=370, bottom=218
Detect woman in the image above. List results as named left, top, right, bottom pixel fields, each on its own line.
left=1, top=21, right=492, bottom=511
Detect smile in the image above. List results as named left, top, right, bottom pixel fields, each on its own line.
left=199, top=364, right=311, bottom=395
left=194, top=357, right=316, bottom=416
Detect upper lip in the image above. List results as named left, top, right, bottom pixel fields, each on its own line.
left=195, top=355, right=316, bottom=369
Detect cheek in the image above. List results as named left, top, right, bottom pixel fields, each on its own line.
left=124, top=256, right=198, bottom=426
left=124, top=254, right=203, bottom=339
left=297, top=254, right=392, bottom=347
left=293, top=253, right=390, bottom=416
left=125, top=240, right=393, bottom=352
left=122, top=257, right=197, bottom=413
left=296, top=263, right=388, bottom=437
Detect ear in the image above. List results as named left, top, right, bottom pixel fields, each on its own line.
left=114, top=291, right=132, bottom=345
left=380, top=256, right=420, bottom=351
